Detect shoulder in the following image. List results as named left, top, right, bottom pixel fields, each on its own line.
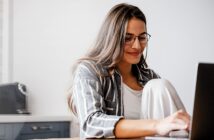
left=74, top=60, right=109, bottom=79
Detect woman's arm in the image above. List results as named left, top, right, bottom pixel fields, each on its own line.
left=72, top=62, right=124, bottom=138
left=115, top=110, right=190, bottom=138
left=115, top=119, right=158, bottom=138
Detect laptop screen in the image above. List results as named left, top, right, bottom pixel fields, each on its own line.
left=191, top=63, right=214, bottom=140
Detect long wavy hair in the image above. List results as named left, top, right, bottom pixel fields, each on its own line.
left=68, top=3, right=148, bottom=115
left=84, top=3, right=147, bottom=70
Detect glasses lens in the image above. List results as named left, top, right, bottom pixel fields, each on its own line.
left=141, top=33, right=151, bottom=43
left=125, top=33, right=151, bottom=45
left=125, top=34, right=133, bottom=45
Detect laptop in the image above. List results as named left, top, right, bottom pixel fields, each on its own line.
left=145, top=63, right=214, bottom=140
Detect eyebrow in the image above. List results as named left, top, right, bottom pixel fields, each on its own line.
left=126, top=32, right=147, bottom=36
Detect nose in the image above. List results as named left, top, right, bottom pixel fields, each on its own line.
left=131, top=37, right=141, bottom=50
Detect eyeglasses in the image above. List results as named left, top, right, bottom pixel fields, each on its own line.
left=124, top=33, right=151, bottom=46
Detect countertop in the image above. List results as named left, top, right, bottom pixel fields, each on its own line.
left=33, top=137, right=146, bottom=140
left=0, top=114, right=72, bottom=123
left=33, top=137, right=184, bottom=140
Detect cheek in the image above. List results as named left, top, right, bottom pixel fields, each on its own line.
left=121, top=49, right=128, bottom=61
left=123, top=44, right=129, bottom=50
left=122, top=46, right=129, bottom=57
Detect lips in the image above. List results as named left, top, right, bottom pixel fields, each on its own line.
left=127, top=52, right=141, bottom=57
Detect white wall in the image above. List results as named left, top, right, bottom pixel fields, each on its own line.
left=10, top=0, right=214, bottom=116
left=2, top=0, right=12, bottom=83
left=0, top=0, right=2, bottom=83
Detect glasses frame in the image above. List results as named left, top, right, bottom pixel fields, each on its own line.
left=124, top=32, right=151, bottom=46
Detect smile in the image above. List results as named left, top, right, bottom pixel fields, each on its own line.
left=127, top=52, right=141, bottom=57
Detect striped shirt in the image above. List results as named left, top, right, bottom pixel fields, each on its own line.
left=72, top=60, right=160, bottom=138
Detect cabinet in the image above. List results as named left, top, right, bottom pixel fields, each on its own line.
left=0, top=121, right=70, bottom=140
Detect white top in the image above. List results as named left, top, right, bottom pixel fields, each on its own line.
left=122, top=83, right=143, bottom=119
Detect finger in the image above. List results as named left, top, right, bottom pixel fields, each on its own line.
left=173, top=118, right=186, bottom=125
left=177, top=115, right=190, bottom=125
left=170, top=122, right=188, bottom=131
left=175, top=109, right=189, bottom=118
left=187, top=120, right=192, bottom=132
left=174, top=110, right=191, bottom=124
left=174, top=110, right=192, bottom=131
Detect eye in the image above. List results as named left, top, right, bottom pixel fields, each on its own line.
left=138, top=35, right=147, bottom=41
left=125, top=35, right=133, bottom=42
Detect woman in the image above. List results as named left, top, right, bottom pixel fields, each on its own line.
left=68, top=3, right=190, bottom=138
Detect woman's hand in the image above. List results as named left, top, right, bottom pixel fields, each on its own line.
left=155, top=109, right=191, bottom=136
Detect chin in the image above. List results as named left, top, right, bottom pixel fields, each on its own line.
left=128, top=59, right=141, bottom=64
left=123, top=55, right=141, bottom=64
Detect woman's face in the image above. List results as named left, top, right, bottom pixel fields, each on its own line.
left=121, top=18, right=147, bottom=65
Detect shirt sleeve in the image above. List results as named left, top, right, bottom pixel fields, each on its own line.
left=72, top=63, right=123, bottom=138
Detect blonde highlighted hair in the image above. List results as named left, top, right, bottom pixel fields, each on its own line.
left=68, top=3, right=148, bottom=115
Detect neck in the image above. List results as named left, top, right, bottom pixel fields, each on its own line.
left=117, top=62, right=142, bottom=90
left=117, top=62, right=132, bottom=78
